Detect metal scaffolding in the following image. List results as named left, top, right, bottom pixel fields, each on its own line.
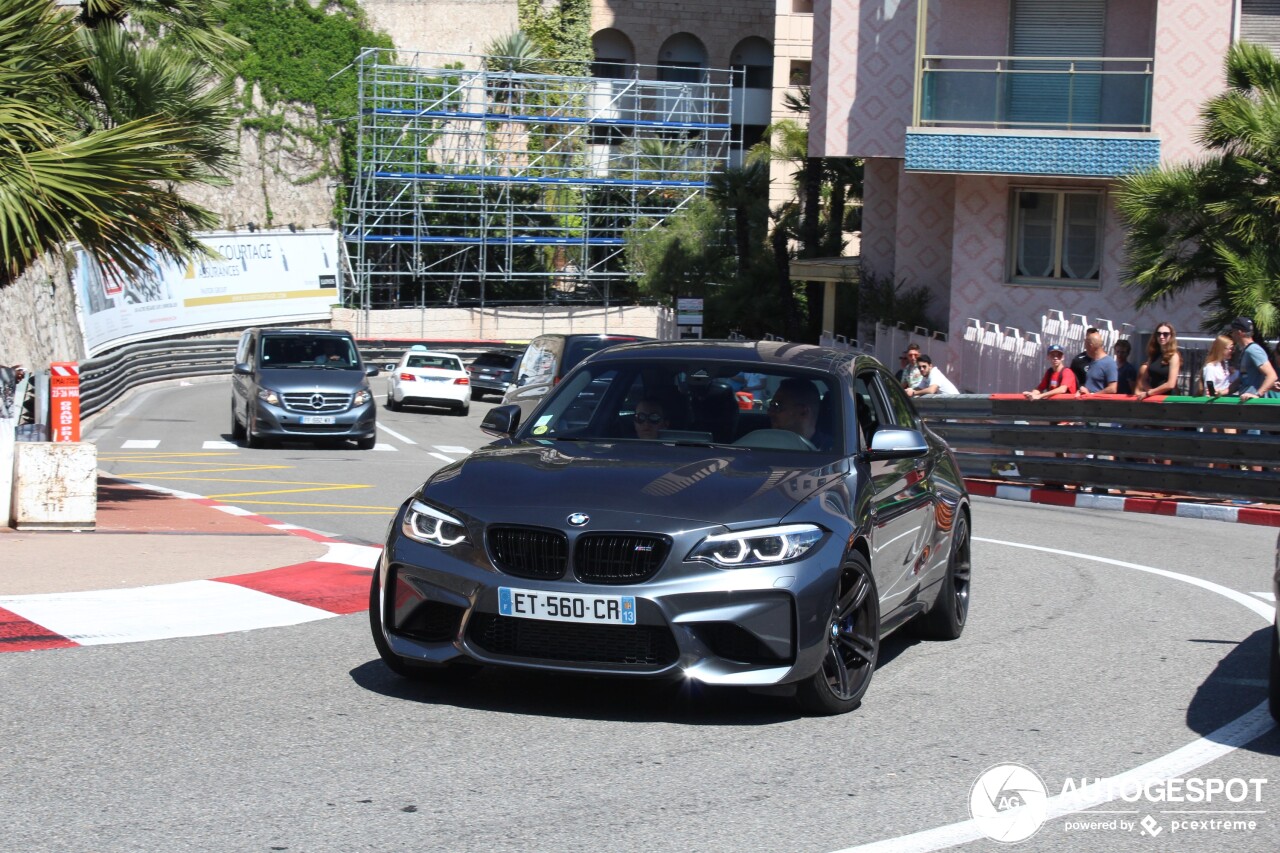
left=345, top=49, right=737, bottom=312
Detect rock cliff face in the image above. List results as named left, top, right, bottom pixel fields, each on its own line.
left=199, top=0, right=520, bottom=230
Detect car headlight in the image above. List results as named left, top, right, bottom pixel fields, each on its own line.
left=687, top=524, right=825, bottom=569
left=353, top=388, right=371, bottom=406
left=256, top=387, right=280, bottom=405
left=402, top=499, right=468, bottom=548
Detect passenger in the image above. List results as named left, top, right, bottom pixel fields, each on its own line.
left=1198, top=334, right=1238, bottom=397
left=1230, top=317, right=1279, bottom=400
left=1074, top=330, right=1118, bottom=396
left=1113, top=340, right=1138, bottom=395
left=768, top=378, right=822, bottom=444
left=1134, top=322, right=1182, bottom=400
left=632, top=397, right=669, bottom=440
left=1023, top=344, right=1077, bottom=399
left=906, top=354, right=958, bottom=396
left=315, top=340, right=347, bottom=365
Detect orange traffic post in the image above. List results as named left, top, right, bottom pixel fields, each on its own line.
left=49, top=362, right=81, bottom=443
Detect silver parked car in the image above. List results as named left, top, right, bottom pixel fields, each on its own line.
left=371, top=341, right=972, bottom=715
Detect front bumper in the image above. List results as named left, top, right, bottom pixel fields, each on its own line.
left=375, top=506, right=844, bottom=686
left=251, top=399, right=376, bottom=440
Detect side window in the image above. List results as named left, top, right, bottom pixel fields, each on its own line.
left=236, top=332, right=252, bottom=366
left=853, top=373, right=883, bottom=448
left=518, top=340, right=552, bottom=385
left=877, top=372, right=920, bottom=429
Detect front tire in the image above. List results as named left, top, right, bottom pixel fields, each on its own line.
left=356, top=434, right=377, bottom=450
left=245, top=410, right=265, bottom=448
left=913, top=510, right=971, bottom=640
left=368, top=572, right=479, bottom=683
left=795, top=553, right=880, bottom=715
left=230, top=401, right=246, bottom=441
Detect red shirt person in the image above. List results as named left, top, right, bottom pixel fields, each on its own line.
left=1023, top=345, right=1078, bottom=400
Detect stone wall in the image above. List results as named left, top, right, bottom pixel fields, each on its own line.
left=0, top=253, right=83, bottom=370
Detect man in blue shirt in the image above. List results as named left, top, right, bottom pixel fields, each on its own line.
left=1230, top=317, right=1278, bottom=400
left=1075, top=329, right=1118, bottom=396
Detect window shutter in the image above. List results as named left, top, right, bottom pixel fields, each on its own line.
left=1009, top=0, right=1106, bottom=127
left=1241, top=0, right=1280, bottom=52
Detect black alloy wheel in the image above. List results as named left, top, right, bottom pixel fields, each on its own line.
left=914, top=510, right=971, bottom=640
left=1269, top=626, right=1279, bottom=723
left=796, top=553, right=880, bottom=715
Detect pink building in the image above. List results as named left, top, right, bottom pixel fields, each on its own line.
left=810, top=1, right=1273, bottom=357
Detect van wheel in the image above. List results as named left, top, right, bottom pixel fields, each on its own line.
left=230, top=402, right=246, bottom=441
left=357, top=435, right=376, bottom=450
left=245, top=415, right=265, bottom=449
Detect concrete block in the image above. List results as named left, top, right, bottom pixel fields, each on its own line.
left=11, top=442, right=96, bottom=530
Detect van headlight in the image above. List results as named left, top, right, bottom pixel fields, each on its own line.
left=353, top=388, right=371, bottom=406
left=402, top=500, right=468, bottom=548
left=257, top=387, right=281, bottom=405
left=687, top=524, right=825, bottom=568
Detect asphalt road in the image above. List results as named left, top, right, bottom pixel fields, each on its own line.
left=3, top=379, right=1276, bottom=853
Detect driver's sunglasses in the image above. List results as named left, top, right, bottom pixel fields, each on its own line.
left=634, top=412, right=664, bottom=424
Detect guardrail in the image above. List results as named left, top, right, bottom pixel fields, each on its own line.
left=79, top=338, right=514, bottom=419
left=914, top=395, right=1280, bottom=503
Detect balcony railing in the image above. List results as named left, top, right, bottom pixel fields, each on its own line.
left=916, top=55, right=1153, bottom=132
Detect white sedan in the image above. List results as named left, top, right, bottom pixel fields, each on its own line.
left=385, top=350, right=470, bottom=415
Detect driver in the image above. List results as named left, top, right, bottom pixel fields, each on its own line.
left=633, top=397, right=669, bottom=440
left=768, top=378, right=820, bottom=444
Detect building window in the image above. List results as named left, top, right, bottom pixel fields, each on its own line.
left=592, top=58, right=630, bottom=79
left=730, top=64, right=772, bottom=89
left=789, top=61, right=811, bottom=87
left=1009, top=189, right=1103, bottom=284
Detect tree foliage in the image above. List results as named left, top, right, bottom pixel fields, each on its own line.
left=1117, top=41, right=1280, bottom=337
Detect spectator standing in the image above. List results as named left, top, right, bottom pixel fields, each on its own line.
left=1075, top=330, right=1118, bottom=396
left=1023, top=344, right=1077, bottom=399
left=1198, top=335, right=1238, bottom=397
left=1114, top=340, right=1138, bottom=395
left=1135, top=322, right=1183, bottom=400
left=1069, top=327, right=1098, bottom=387
left=907, top=354, right=959, bottom=396
left=1230, top=317, right=1279, bottom=400
left=899, top=343, right=923, bottom=390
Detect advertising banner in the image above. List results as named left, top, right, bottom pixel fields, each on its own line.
left=73, top=230, right=341, bottom=355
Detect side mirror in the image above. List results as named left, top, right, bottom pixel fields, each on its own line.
left=233, top=362, right=252, bottom=376
left=481, top=404, right=521, bottom=438
left=384, top=363, right=396, bottom=372
left=867, top=428, right=929, bottom=460
left=365, top=365, right=380, bottom=377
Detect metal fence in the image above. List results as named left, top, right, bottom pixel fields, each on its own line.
left=914, top=394, right=1280, bottom=503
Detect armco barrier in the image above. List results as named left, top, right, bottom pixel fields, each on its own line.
left=78, top=338, right=515, bottom=419
left=913, top=394, right=1280, bottom=503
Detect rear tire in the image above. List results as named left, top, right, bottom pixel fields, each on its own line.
left=1269, top=625, right=1280, bottom=723
left=386, top=394, right=399, bottom=412
left=795, top=553, right=879, bottom=715
left=458, top=401, right=470, bottom=417
left=913, top=510, right=970, bottom=640
left=368, top=572, right=479, bottom=683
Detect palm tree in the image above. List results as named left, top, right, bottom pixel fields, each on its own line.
left=706, top=160, right=769, bottom=276
left=0, top=0, right=237, bottom=287
left=1117, top=41, right=1280, bottom=337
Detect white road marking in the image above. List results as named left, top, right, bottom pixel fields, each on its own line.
left=203, top=440, right=237, bottom=449
left=434, top=445, right=471, bottom=455
left=831, top=538, right=1278, bottom=853
left=317, top=542, right=382, bottom=569
left=0, top=581, right=333, bottom=645
left=375, top=422, right=416, bottom=445
left=428, top=452, right=455, bottom=463
left=1251, top=591, right=1275, bottom=602
left=371, top=443, right=397, bottom=451
left=121, top=440, right=160, bottom=449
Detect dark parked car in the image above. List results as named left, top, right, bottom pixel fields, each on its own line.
left=466, top=348, right=524, bottom=400
left=1271, top=531, right=1279, bottom=723
left=371, top=340, right=971, bottom=715
left=231, top=327, right=379, bottom=449
left=502, top=333, right=649, bottom=417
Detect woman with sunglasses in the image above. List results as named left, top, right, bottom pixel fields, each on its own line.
left=632, top=397, right=669, bottom=440
left=1134, top=323, right=1182, bottom=400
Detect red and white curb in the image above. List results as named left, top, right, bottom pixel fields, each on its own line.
left=967, top=480, right=1280, bottom=527
left=0, top=482, right=382, bottom=653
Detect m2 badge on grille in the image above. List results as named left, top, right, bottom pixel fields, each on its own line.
left=499, top=587, right=636, bottom=625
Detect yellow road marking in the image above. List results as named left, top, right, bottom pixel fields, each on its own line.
left=206, top=485, right=372, bottom=499
left=105, top=466, right=291, bottom=477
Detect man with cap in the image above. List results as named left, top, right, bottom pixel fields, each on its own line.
left=1023, top=343, right=1077, bottom=399
left=1229, top=317, right=1278, bottom=400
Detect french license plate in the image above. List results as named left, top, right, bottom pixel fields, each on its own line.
left=301, top=415, right=335, bottom=425
left=498, top=587, right=636, bottom=625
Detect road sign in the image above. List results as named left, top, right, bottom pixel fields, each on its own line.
left=49, top=362, right=80, bottom=443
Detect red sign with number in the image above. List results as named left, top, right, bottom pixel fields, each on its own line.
left=50, top=362, right=81, bottom=442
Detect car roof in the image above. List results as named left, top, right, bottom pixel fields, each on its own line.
left=256, top=327, right=352, bottom=339
left=402, top=350, right=462, bottom=361
left=583, top=339, right=876, bottom=376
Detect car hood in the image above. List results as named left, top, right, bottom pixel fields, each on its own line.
left=256, top=366, right=368, bottom=392
left=421, top=440, right=849, bottom=526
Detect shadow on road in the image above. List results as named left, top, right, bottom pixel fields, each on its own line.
left=1185, top=626, right=1279, bottom=757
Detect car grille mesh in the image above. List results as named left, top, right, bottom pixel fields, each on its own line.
left=487, top=526, right=568, bottom=579
left=282, top=392, right=349, bottom=413
left=469, top=614, right=678, bottom=667
left=574, top=534, right=669, bottom=584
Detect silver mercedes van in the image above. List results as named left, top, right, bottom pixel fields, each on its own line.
left=230, top=328, right=379, bottom=449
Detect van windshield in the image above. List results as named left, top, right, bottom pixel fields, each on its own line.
left=260, top=337, right=359, bottom=369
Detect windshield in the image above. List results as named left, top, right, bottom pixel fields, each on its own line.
left=260, top=336, right=359, bottom=369
left=406, top=354, right=462, bottom=371
left=518, top=358, right=845, bottom=454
